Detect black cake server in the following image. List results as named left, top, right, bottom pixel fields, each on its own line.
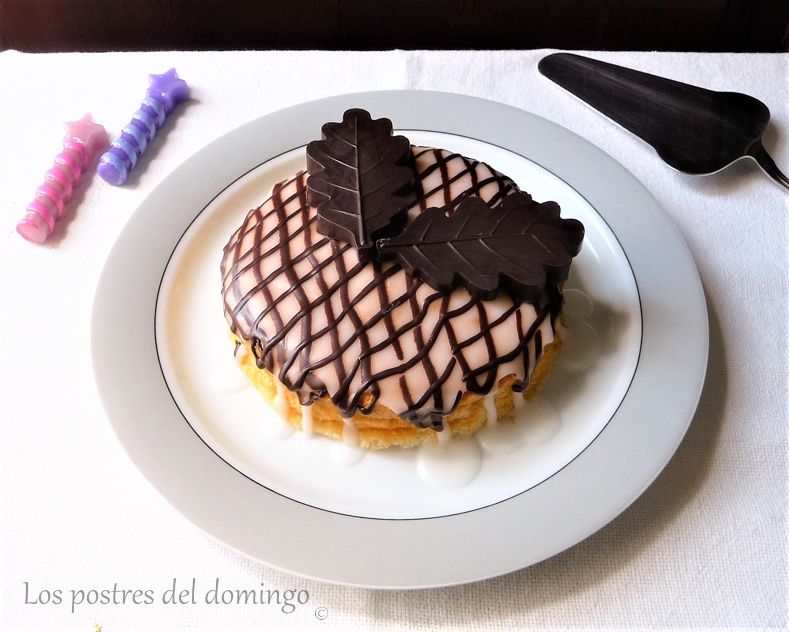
left=538, top=53, right=789, bottom=191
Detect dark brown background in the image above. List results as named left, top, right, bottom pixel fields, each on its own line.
left=1, top=0, right=788, bottom=52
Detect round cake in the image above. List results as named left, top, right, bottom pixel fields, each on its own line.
left=220, top=109, right=584, bottom=449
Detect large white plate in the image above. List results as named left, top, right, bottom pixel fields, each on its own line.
left=92, top=91, right=708, bottom=588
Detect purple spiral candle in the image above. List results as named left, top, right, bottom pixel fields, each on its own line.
left=97, top=68, right=189, bottom=185
left=16, top=114, right=108, bottom=244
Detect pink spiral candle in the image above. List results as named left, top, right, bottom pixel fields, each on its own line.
left=17, top=114, right=108, bottom=244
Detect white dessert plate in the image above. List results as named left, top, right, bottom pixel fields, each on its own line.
left=92, top=91, right=708, bottom=588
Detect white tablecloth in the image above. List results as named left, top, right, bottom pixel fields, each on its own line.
left=1, top=50, right=786, bottom=631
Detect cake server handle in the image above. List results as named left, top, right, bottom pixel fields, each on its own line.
left=747, top=141, right=789, bottom=191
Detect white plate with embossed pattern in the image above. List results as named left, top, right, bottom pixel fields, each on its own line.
left=92, top=91, right=708, bottom=588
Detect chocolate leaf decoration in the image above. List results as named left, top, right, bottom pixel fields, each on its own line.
left=306, top=108, right=415, bottom=261
left=377, top=192, right=585, bottom=301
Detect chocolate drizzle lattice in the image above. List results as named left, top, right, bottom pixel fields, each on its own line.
left=221, top=147, right=563, bottom=429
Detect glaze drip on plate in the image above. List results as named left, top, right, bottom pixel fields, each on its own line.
left=220, top=146, right=563, bottom=428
